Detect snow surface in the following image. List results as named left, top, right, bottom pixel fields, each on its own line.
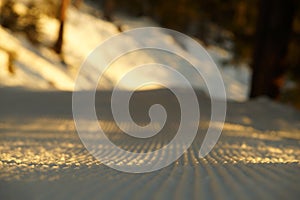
left=0, top=6, right=250, bottom=101
left=0, top=89, right=299, bottom=199
left=0, top=6, right=299, bottom=200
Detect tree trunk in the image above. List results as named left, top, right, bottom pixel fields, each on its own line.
left=103, top=0, right=115, bottom=21
left=54, top=0, right=70, bottom=54
left=250, top=0, right=295, bottom=99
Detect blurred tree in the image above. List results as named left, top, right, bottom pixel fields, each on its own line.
left=103, top=0, right=115, bottom=21
left=250, top=0, right=296, bottom=99
left=54, top=0, right=70, bottom=54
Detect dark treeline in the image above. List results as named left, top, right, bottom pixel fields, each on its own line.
left=93, top=0, right=258, bottom=60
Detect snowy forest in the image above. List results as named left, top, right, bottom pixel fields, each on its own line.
left=0, top=0, right=300, bottom=105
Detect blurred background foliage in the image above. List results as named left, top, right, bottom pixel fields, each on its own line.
left=0, top=0, right=299, bottom=107
left=0, top=0, right=60, bottom=43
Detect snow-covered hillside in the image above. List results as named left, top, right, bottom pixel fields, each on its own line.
left=0, top=6, right=251, bottom=101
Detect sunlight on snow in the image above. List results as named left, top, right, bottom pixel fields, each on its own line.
left=0, top=118, right=299, bottom=181
left=0, top=7, right=250, bottom=101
